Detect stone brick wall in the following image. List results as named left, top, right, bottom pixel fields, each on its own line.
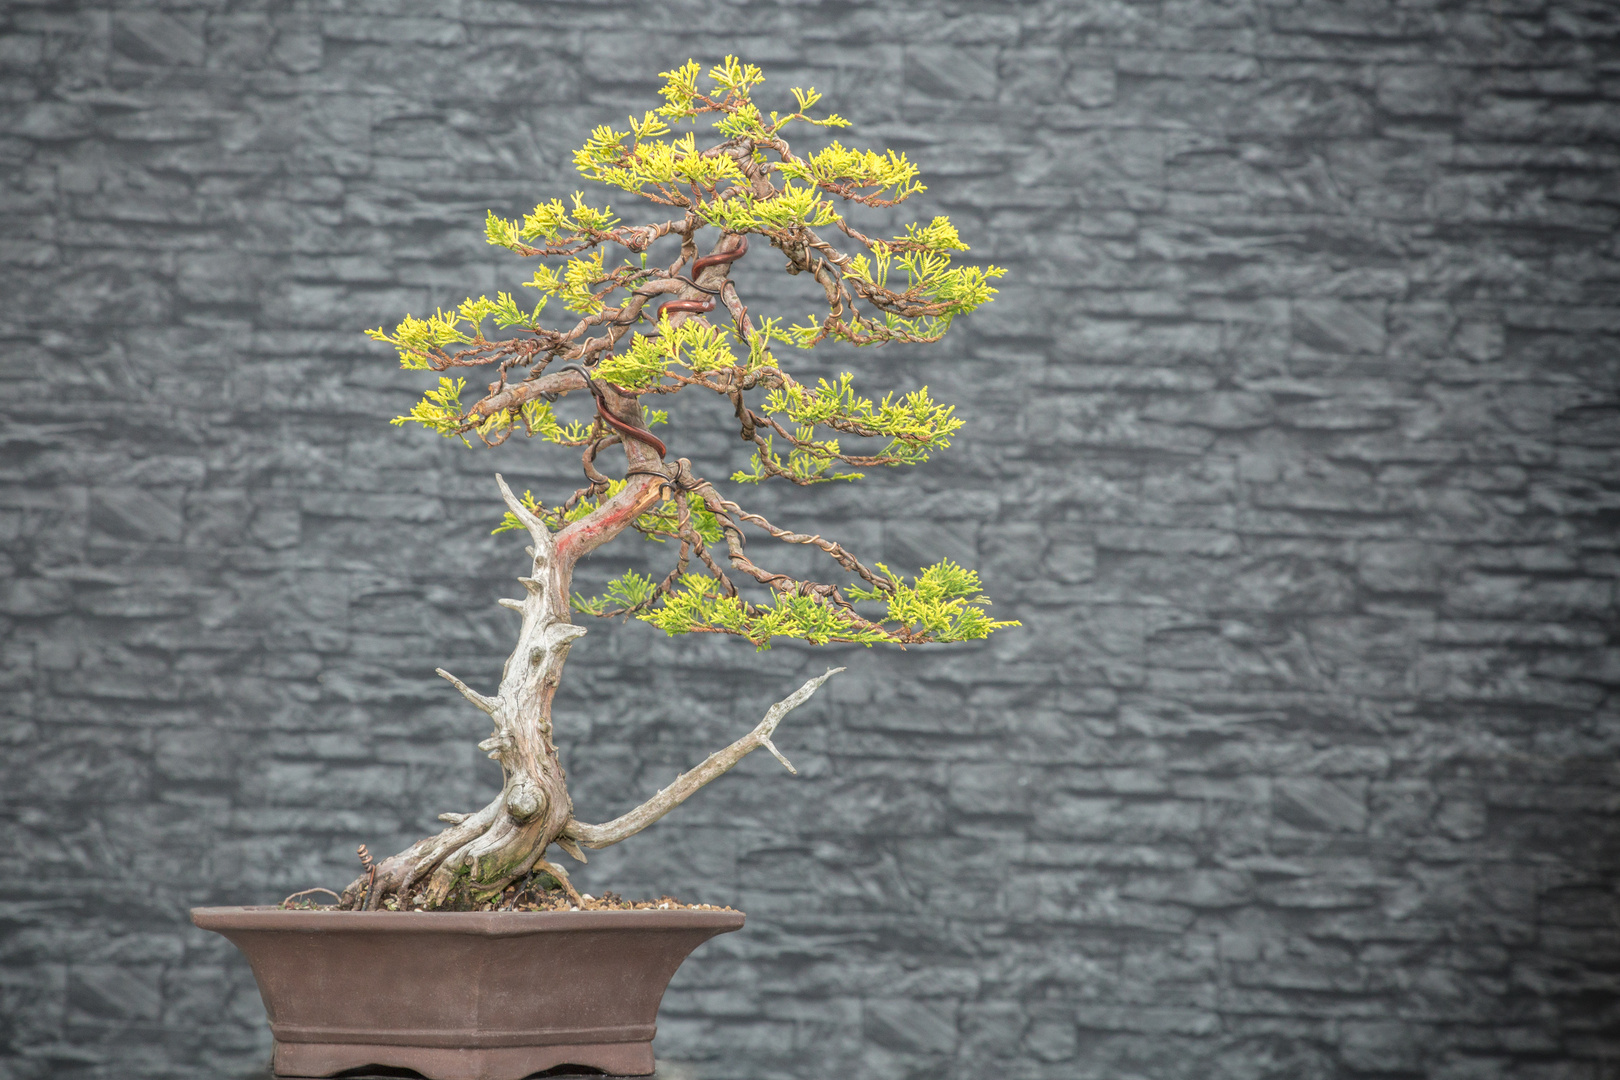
left=2, top=2, right=1617, bottom=1078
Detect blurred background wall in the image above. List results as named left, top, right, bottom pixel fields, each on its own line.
left=1, top=1, right=1617, bottom=1078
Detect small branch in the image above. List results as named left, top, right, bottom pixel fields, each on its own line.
left=722, top=500, right=891, bottom=592
left=566, top=667, right=844, bottom=850
left=473, top=368, right=587, bottom=418
left=495, top=473, right=552, bottom=548
left=720, top=280, right=754, bottom=338
left=757, top=734, right=795, bottom=774
left=436, top=668, right=495, bottom=714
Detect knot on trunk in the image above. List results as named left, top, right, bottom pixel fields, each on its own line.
left=528, top=622, right=588, bottom=669
left=506, top=777, right=546, bottom=823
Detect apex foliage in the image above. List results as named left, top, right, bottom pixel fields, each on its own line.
left=369, top=57, right=1016, bottom=649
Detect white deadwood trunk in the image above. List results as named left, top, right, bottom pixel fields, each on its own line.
left=342, top=473, right=841, bottom=910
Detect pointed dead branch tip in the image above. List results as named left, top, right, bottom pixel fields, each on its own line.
left=436, top=668, right=495, bottom=714
left=498, top=598, right=525, bottom=611
left=750, top=666, right=845, bottom=776
left=494, top=473, right=552, bottom=547
left=437, top=812, right=469, bottom=824
left=758, top=735, right=797, bottom=775
left=517, top=576, right=544, bottom=594
left=759, top=667, right=845, bottom=733
left=554, top=835, right=589, bottom=864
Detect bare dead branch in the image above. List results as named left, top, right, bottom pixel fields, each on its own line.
left=566, top=668, right=844, bottom=849
left=436, top=668, right=495, bottom=715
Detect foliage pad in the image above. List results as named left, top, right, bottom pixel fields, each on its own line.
left=372, top=57, right=1016, bottom=649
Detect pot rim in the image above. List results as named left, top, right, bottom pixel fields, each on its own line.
left=190, top=905, right=745, bottom=935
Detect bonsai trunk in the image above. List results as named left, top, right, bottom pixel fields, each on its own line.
left=342, top=454, right=838, bottom=910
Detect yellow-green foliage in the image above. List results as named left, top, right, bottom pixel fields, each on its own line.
left=492, top=486, right=587, bottom=534
left=769, top=374, right=960, bottom=460
left=594, top=317, right=780, bottom=389
left=485, top=192, right=622, bottom=250
left=777, top=142, right=924, bottom=203
left=393, top=379, right=604, bottom=449
left=700, top=181, right=840, bottom=233
left=730, top=429, right=865, bottom=486
left=631, top=574, right=891, bottom=648
left=576, top=124, right=746, bottom=196
left=630, top=491, right=725, bottom=545
left=366, top=293, right=546, bottom=369
left=572, top=570, right=660, bottom=616
left=575, top=58, right=854, bottom=210
left=385, top=56, right=1002, bottom=451
left=557, top=249, right=608, bottom=314
left=374, top=55, right=1016, bottom=650
left=842, top=234, right=1005, bottom=340
left=576, top=559, right=1018, bottom=649
left=391, top=377, right=467, bottom=436
left=504, top=400, right=596, bottom=446
left=729, top=374, right=961, bottom=485
left=847, top=561, right=1021, bottom=642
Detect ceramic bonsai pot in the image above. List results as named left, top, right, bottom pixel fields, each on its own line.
left=191, top=906, right=744, bottom=1080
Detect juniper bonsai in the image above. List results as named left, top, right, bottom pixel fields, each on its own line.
left=346, top=58, right=1015, bottom=911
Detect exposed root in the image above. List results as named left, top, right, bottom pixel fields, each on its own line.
left=340, top=795, right=505, bottom=909
left=460, top=870, right=730, bottom=913
left=534, top=858, right=584, bottom=906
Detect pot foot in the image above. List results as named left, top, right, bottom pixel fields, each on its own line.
left=273, top=1040, right=656, bottom=1079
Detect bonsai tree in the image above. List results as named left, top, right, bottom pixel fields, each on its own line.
left=349, top=57, right=1015, bottom=912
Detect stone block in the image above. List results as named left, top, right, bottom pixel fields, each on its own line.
left=1339, top=1020, right=1422, bottom=1072
left=1377, top=65, right=1464, bottom=117
left=862, top=998, right=958, bottom=1054
left=998, top=48, right=1067, bottom=105
left=1074, top=1004, right=1219, bottom=1035
left=112, top=11, right=206, bottom=67
left=1030, top=130, right=1166, bottom=211
left=1272, top=777, right=1369, bottom=833
left=1359, top=540, right=1446, bottom=593
left=1023, top=1015, right=1077, bottom=1063
left=905, top=46, right=998, bottom=101
left=68, top=964, right=163, bottom=1022
left=1037, top=796, right=1204, bottom=843
left=1291, top=299, right=1388, bottom=355
left=958, top=1000, right=1026, bottom=1059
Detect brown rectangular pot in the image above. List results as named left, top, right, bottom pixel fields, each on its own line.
left=191, top=906, right=744, bottom=1080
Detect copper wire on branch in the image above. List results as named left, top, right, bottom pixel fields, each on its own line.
left=562, top=364, right=667, bottom=459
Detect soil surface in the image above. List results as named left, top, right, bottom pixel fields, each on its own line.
left=281, top=870, right=733, bottom=913
left=486, top=888, right=732, bottom=914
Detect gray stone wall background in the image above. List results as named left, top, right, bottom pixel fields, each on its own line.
left=1, top=1, right=1617, bottom=1078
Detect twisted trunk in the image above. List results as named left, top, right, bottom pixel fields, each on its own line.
left=341, top=459, right=839, bottom=910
